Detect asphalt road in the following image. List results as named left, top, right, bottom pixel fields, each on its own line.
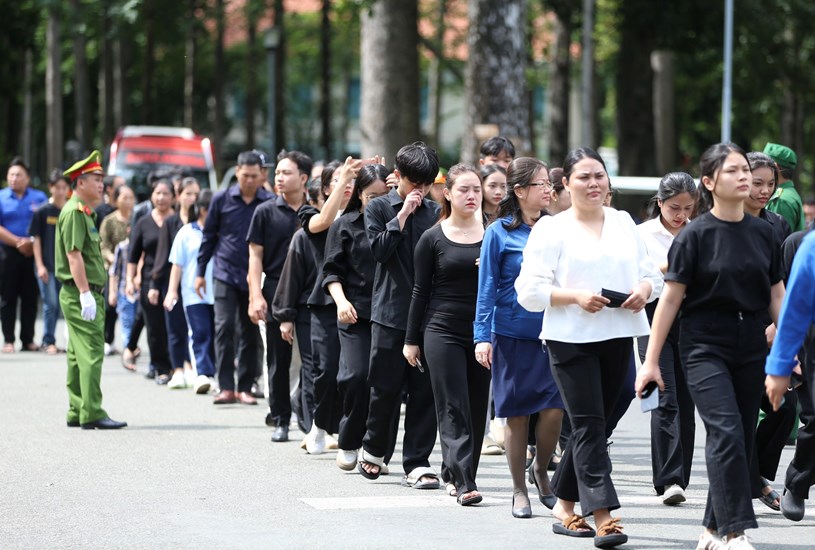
left=1, top=320, right=814, bottom=549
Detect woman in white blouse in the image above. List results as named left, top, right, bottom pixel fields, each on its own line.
left=637, top=173, right=697, bottom=506
left=516, top=147, right=662, bottom=548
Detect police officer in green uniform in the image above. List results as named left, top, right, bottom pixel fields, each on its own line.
left=57, top=151, right=126, bottom=430
left=765, top=142, right=805, bottom=232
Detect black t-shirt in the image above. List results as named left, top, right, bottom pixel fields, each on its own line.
left=246, top=194, right=300, bottom=294
left=666, top=212, right=783, bottom=316
left=28, top=203, right=61, bottom=273
left=298, top=204, right=333, bottom=307
left=405, top=224, right=481, bottom=344
left=129, top=214, right=162, bottom=281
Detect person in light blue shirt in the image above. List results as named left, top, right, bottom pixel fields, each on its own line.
left=1, top=157, right=48, bottom=352
left=473, top=157, right=564, bottom=519
left=165, top=189, right=215, bottom=394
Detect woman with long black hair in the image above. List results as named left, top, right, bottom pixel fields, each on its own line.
left=474, top=157, right=564, bottom=518
left=322, top=164, right=390, bottom=470
left=636, top=172, right=697, bottom=505
left=638, top=143, right=785, bottom=550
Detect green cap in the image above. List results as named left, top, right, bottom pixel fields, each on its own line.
left=763, top=143, right=797, bottom=170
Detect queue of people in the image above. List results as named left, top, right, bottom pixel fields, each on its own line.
left=5, top=136, right=815, bottom=550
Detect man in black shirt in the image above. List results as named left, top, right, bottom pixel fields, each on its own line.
left=358, top=142, right=440, bottom=487
left=247, top=150, right=311, bottom=441
left=196, top=151, right=271, bottom=405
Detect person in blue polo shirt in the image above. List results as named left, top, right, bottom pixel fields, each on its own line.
left=0, top=157, right=47, bottom=353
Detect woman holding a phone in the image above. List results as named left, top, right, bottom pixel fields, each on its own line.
left=516, top=147, right=662, bottom=547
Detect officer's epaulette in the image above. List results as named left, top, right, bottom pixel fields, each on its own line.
left=76, top=202, right=93, bottom=216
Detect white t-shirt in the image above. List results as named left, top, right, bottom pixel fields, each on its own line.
left=515, top=207, right=663, bottom=343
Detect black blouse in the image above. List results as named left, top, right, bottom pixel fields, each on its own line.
left=129, top=213, right=162, bottom=282
left=321, top=210, right=376, bottom=320
left=405, top=224, right=481, bottom=344
left=272, top=229, right=317, bottom=323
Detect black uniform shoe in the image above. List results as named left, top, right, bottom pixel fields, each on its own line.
left=271, top=426, right=289, bottom=442
left=782, top=488, right=805, bottom=521
left=67, top=420, right=80, bottom=428
left=81, top=417, right=128, bottom=430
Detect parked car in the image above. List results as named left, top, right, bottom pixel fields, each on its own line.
left=107, top=126, right=217, bottom=199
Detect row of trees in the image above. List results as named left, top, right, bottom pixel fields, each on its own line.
left=3, top=0, right=815, bottom=190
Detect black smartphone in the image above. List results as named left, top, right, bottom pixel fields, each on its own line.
left=641, top=380, right=658, bottom=399
left=600, top=288, right=631, bottom=308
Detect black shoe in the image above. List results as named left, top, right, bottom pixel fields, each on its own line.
left=251, top=383, right=265, bottom=399
left=271, top=426, right=289, bottom=442
left=145, top=366, right=156, bottom=380
left=781, top=488, right=805, bottom=521
left=67, top=420, right=80, bottom=428
left=265, top=412, right=277, bottom=428
left=155, top=374, right=170, bottom=385
left=512, top=494, right=532, bottom=518
left=81, top=417, right=128, bottom=430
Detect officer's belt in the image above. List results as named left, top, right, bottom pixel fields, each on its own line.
left=62, top=279, right=105, bottom=294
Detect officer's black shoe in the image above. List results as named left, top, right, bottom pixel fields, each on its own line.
left=271, top=426, right=289, bottom=442
left=81, top=417, right=128, bottom=430
left=782, top=488, right=805, bottom=521
left=67, top=420, right=80, bottom=428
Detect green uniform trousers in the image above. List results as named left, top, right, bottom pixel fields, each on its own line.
left=60, top=284, right=107, bottom=425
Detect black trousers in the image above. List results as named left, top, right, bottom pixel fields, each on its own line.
left=292, top=306, right=315, bottom=433
left=638, top=310, right=696, bottom=494
left=310, top=304, right=342, bottom=433
left=337, top=318, right=373, bottom=451
left=548, top=338, right=631, bottom=516
left=164, top=291, right=190, bottom=370
left=127, top=300, right=145, bottom=352
left=751, top=391, right=798, bottom=493
left=680, top=311, right=765, bottom=536
left=103, top=282, right=118, bottom=346
left=424, top=317, right=490, bottom=493
left=0, top=247, right=38, bottom=346
left=263, top=285, right=293, bottom=427
left=140, top=281, right=171, bottom=376
left=785, top=327, right=815, bottom=500
left=213, top=280, right=259, bottom=393
left=363, top=322, right=437, bottom=474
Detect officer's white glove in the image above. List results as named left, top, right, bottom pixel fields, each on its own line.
left=80, top=291, right=97, bottom=321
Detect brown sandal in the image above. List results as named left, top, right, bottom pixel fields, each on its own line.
left=552, top=514, right=595, bottom=538
left=594, top=517, right=628, bottom=548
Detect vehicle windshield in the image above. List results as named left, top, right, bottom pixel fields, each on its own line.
left=115, top=165, right=212, bottom=201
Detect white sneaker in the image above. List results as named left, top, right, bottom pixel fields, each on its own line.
left=724, top=535, right=754, bottom=550
left=663, top=484, right=686, bottom=505
left=193, top=375, right=211, bottom=395
left=184, top=368, right=197, bottom=387
left=336, top=449, right=357, bottom=470
left=168, top=371, right=187, bottom=389
left=305, top=426, right=326, bottom=455
left=696, top=532, right=724, bottom=550
left=104, top=343, right=112, bottom=356
left=325, top=434, right=339, bottom=450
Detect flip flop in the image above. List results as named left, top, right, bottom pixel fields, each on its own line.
left=402, top=466, right=440, bottom=490
left=552, top=514, right=596, bottom=538
left=44, top=344, right=59, bottom=356
left=759, top=478, right=781, bottom=511
left=357, top=450, right=385, bottom=480
left=445, top=482, right=458, bottom=497
left=457, top=490, right=483, bottom=506
left=2, top=343, right=14, bottom=353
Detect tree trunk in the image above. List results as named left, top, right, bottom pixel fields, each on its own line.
left=360, top=0, right=421, bottom=161
left=651, top=50, right=676, bottom=174
left=46, top=7, right=63, bottom=171
left=214, top=0, right=226, bottom=167
left=426, top=0, right=446, bottom=150
left=246, top=4, right=258, bottom=150
left=141, top=0, right=156, bottom=123
left=319, top=0, right=332, bottom=159
left=547, top=1, right=572, bottom=167
left=71, top=0, right=91, bottom=154
left=21, top=49, right=33, bottom=164
left=100, top=3, right=115, bottom=146
left=461, top=0, right=529, bottom=164
left=184, top=0, right=197, bottom=129
left=616, top=0, right=657, bottom=176
left=273, top=0, right=286, bottom=155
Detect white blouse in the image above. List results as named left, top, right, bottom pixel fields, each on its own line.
left=636, top=216, right=675, bottom=267
left=515, top=207, right=663, bottom=343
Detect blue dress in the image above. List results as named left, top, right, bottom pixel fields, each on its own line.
left=474, top=216, right=563, bottom=417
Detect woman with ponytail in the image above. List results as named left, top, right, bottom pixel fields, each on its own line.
left=474, top=157, right=564, bottom=518
left=636, top=172, right=697, bottom=505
